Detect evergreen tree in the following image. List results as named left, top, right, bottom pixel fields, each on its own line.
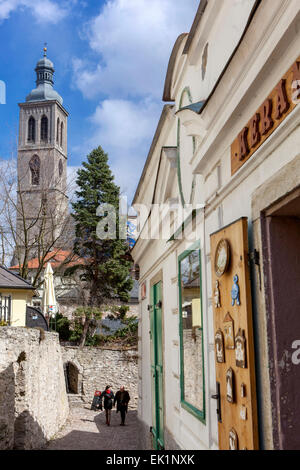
left=69, top=146, right=133, bottom=347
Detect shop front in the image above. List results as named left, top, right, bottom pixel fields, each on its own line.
left=132, top=0, right=300, bottom=450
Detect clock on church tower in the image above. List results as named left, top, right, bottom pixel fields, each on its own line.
left=16, top=46, right=69, bottom=259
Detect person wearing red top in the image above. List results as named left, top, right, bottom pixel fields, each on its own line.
left=100, top=385, right=115, bottom=426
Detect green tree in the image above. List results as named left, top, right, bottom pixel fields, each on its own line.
left=50, top=313, right=71, bottom=341
left=68, top=146, right=133, bottom=348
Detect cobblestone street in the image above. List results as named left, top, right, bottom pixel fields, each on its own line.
left=46, top=405, right=140, bottom=450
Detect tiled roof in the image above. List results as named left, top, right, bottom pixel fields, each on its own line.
left=10, top=250, right=86, bottom=271
left=0, top=265, right=35, bottom=290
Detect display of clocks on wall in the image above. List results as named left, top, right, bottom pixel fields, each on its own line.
left=214, top=238, right=230, bottom=277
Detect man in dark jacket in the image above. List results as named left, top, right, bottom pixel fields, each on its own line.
left=114, top=386, right=130, bottom=426
left=100, top=385, right=115, bottom=426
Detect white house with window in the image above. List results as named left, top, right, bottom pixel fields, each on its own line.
left=0, top=265, right=35, bottom=327
left=132, top=0, right=300, bottom=450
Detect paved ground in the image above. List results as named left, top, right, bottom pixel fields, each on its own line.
left=46, top=405, right=139, bottom=450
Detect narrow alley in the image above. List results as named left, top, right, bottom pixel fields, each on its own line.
left=46, top=405, right=139, bottom=451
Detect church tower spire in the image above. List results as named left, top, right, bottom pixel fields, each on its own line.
left=15, top=48, right=69, bottom=262
left=26, top=45, right=63, bottom=105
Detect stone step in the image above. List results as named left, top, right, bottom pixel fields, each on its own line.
left=67, top=394, right=84, bottom=407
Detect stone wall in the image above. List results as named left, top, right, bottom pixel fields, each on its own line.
left=0, top=327, right=69, bottom=450
left=59, top=302, right=139, bottom=321
left=61, top=346, right=138, bottom=409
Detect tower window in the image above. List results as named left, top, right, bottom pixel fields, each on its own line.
left=59, top=159, right=63, bottom=177
left=41, top=115, right=48, bottom=141
left=28, top=116, right=35, bottom=142
left=56, top=118, right=60, bottom=143
left=60, top=121, right=63, bottom=147
left=29, top=155, right=40, bottom=186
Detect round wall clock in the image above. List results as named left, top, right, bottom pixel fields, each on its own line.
left=214, top=239, right=230, bottom=277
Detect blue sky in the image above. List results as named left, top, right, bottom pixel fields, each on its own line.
left=0, top=0, right=199, bottom=201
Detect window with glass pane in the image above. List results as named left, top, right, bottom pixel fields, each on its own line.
left=179, top=246, right=205, bottom=421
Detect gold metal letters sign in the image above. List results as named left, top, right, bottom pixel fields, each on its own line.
left=231, top=57, right=300, bottom=175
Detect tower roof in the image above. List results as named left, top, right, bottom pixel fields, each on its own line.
left=26, top=46, right=63, bottom=105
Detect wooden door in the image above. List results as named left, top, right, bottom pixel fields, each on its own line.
left=150, top=281, right=164, bottom=449
left=210, top=217, right=258, bottom=450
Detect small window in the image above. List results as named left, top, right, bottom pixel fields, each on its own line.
left=41, top=115, right=48, bottom=141
left=29, top=155, right=40, bottom=186
left=178, top=243, right=205, bottom=422
left=28, top=116, right=35, bottom=142
left=59, top=159, right=63, bottom=177
left=60, top=121, right=63, bottom=147
left=0, top=294, right=12, bottom=324
left=56, top=118, right=60, bottom=143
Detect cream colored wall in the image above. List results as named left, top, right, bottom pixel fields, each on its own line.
left=0, top=289, right=33, bottom=327
left=132, top=0, right=300, bottom=451
left=191, top=1, right=300, bottom=451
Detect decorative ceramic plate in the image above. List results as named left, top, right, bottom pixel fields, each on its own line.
left=214, top=239, right=230, bottom=277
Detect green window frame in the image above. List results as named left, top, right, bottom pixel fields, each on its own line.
left=178, top=241, right=205, bottom=423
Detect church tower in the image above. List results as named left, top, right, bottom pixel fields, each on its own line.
left=16, top=47, right=69, bottom=260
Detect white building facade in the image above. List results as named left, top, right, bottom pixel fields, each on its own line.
left=132, top=0, right=300, bottom=450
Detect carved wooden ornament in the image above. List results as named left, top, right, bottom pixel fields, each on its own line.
left=226, top=367, right=234, bottom=404
left=235, top=328, right=247, bottom=368
left=240, top=405, right=247, bottom=421
left=229, top=428, right=239, bottom=450
left=214, top=280, right=221, bottom=308
left=224, top=313, right=235, bottom=350
left=215, top=329, right=225, bottom=363
left=231, top=275, right=241, bottom=306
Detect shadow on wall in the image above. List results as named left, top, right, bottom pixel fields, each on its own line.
left=0, top=361, right=47, bottom=450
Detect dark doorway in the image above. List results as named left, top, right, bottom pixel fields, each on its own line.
left=65, top=362, right=79, bottom=394
left=262, top=187, right=300, bottom=449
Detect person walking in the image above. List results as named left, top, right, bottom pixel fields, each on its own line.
left=114, top=386, right=130, bottom=426
left=100, top=385, right=114, bottom=426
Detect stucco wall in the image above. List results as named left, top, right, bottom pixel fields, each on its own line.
left=61, top=346, right=138, bottom=409
left=0, top=327, right=69, bottom=450
left=0, top=289, right=33, bottom=327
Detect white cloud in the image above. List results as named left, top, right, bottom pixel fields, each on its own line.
left=77, top=98, right=161, bottom=201
left=0, top=0, right=69, bottom=23
left=73, top=0, right=199, bottom=99
left=89, top=98, right=160, bottom=151
left=72, top=0, right=199, bottom=201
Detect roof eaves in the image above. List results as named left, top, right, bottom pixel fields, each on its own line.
left=162, top=33, right=189, bottom=102
left=177, top=100, right=206, bottom=114
left=0, top=265, right=34, bottom=288
left=0, top=285, right=35, bottom=291
left=198, top=0, right=262, bottom=115
left=132, top=104, right=174, bottom=205
left=182, top=0, right=208, bottom=55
